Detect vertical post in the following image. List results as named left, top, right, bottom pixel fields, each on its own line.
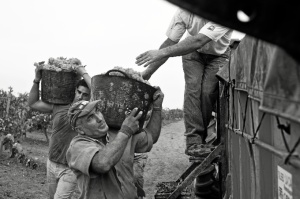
left=0, top=133, right=4, bottom=154
left=5, top=91, right=12, bottom=119
left=218, top=82, right=230, bottom=199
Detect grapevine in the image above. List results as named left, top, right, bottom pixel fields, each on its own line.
left=0, top=88, right=51, bottom=142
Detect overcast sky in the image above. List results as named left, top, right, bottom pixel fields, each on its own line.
left=0, top=0, right=244, bottom=109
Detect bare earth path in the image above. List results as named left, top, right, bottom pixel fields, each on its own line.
left=0, top=119, right=190, bottom=199
left=144, top=120, right=190, bottom=198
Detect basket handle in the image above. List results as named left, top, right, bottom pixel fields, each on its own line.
left=106, top=69, right=129, bottom=78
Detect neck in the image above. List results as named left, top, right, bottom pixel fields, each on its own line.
left=98, top=134, right=109, bottom=144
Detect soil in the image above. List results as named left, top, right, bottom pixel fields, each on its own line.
left=0, top=119, right=190, bottom=199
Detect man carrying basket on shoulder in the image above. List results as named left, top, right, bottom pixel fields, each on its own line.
left=65, top=87, right=164, bottom=199
left=28, top=60, right=91, bottom=199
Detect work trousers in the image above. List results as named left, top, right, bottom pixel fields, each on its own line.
left=133, top=153, right=149, bottom=198
left=182, top=49, right=230, bottom=142
left=47, top=159, right=77, bottom=199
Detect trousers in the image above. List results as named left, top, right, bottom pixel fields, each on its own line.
left=182, top=48, right=230, bottom=142
left=133, top=153, right=148, bottom=198
left=47, top=159, right=77, bottom=199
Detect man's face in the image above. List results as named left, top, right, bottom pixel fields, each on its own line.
left=74, top=86, right=90, bottom=102
left=77, top=107, right=109, bottom=138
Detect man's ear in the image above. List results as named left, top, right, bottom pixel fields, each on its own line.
left=75, top=126, right=84, bottom=135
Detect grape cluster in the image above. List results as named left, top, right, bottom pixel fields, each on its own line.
left=38, top=57, right=82, bottom=72
left=29, top=113, right=52, bottom=131
left=106, top=66, right=151, bottom=85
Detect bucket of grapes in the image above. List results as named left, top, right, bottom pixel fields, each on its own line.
left=40, top=57, right=82, bottom=105
left=91, top=67, right=157, bottom=130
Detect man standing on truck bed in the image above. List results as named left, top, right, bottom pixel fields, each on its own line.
left=136, top=8, right=232, bottom=156
left=28, top=62, right=91, bottom=199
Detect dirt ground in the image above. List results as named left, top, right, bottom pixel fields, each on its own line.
left=0, top=119, right=190, bottom=199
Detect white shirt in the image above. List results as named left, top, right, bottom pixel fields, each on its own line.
left=166, top=9, right=232, bottom=55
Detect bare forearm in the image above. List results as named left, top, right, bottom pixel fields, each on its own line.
left=142, top=38, right=177, bottom=80
left=81, top=73, right=91, bottom=89
left=91, top=133, right=129, bottom=173
left=28, top=83, right=40, bottom=107
left=145, top=109, right=162, bottom=144
left=161, top=33, right=211, bottom=58
left=151, top=38, right=177, bottom=67
left=142, top=60, right=167, bottom=80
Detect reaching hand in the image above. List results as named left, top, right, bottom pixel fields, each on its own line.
left=72, top=65, right=87, bottom=76
left=121, top=108, right=143, bottom=136
left=135, top=50, right=164, bottom=67
left=141, top=69, right=151, bottom=81
left=33, top=62, right=44, bottom=81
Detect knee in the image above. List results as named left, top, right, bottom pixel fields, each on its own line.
left=202, top=86, right=218, bottom=100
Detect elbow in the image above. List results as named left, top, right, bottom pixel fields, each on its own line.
left=93, top=158, right=114, bottom=174
left=152, top=134, right=160, bottom=144
left=98, top=165, right=111, bottom=174
left=28, top=101, right=37, bottom=110
left=101, top=160, right=114, bottom=173
left=194, top=35, right=211, bottom=49
left=28, top=98, right=36, bottom=109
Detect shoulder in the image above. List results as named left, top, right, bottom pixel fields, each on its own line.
left=53, top=104, right=70, bottom=111
left=199, top=21, right=232, bottom=41
left=175, top=8, right=192, bottom=23
left=70, top=135, right=102, bottom=148
left=67, top=135, right=104, bottom=161
left=52, top=104, right=71, bottom=116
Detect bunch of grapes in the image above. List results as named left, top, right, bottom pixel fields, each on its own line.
left=106, top=66, right=151, bottom=85
left=36, top=57, right=82, bottom=72
left=0, top=117, right=14, bottom=134
left=30, top=113, right=52, bottom=131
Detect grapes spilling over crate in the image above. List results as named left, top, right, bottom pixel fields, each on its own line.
left=35, top=57, right=83, bottom=72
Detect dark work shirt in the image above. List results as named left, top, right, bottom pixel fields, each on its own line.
left=48, top=104, right=77, bottom=165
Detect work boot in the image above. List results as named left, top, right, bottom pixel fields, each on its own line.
left=186, top=144, right=215, bottom=157
left=185, top=134, right=215, bottom=157
left=185, top=132, right=202, bottom=155
left=185, top=120, right=217, bottom=157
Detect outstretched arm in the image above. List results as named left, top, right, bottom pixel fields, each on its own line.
left=136, top=33, right=211, bottom=67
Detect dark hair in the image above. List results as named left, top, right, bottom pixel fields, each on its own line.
left=76, top=79, right=89, bottom=89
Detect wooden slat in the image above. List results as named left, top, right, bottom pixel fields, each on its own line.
left=167, top=144, right=223, bottom=199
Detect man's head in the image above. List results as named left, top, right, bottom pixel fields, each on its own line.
left=68, top=100, right=109, bottom=138
left=73, top=79, right=90, bottom=103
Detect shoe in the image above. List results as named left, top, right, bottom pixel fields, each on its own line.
left=185, top=133, right=202, bottom=155
left=186, top=144, right=215, bottom=157
left=185, top=128, right=216, bottom=155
